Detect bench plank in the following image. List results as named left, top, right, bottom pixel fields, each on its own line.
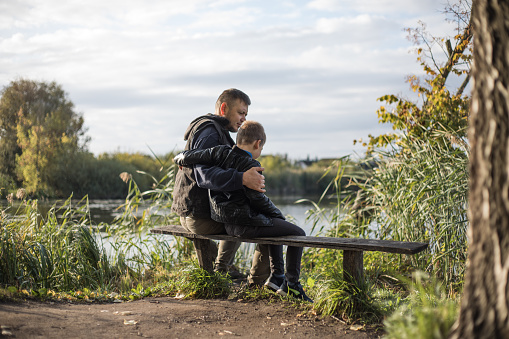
left=150, top=225, right=428, bottom=254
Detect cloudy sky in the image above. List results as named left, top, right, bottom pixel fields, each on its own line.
left=1, top=0, right=455, bottom=160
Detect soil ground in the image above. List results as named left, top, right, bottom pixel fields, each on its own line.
left=0, top=297, right=382, bottom=338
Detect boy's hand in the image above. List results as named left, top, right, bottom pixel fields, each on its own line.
left=243, top=167, right=265, bottom=192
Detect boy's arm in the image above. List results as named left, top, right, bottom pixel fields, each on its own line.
left=192, top=126, right=244, bottom=192
left=177, top=125, right=265, bottom=193
left=244, top=188, right=285, bottom=220
left=173, top=145, right=232, bottom=167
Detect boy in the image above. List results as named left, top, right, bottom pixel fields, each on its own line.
left=174, top=121, right=312, bottom=302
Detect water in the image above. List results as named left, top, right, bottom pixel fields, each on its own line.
left=1, top=197, right=334, bottom=235
left=1, top=197, right=335, bottom=269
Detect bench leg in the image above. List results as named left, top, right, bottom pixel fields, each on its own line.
left=343, top=250, right=363, bottom=286
left=191, top=238, right=215, bottom=273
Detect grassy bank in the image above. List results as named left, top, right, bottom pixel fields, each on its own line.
left=1, top=132, right=468, bottom=338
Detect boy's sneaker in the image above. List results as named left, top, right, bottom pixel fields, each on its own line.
left=264, top=274, right=285, bottom=292
left=277, top=280, right=313, bottom=303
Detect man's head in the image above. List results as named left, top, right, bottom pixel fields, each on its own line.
left=236, top=120, right=266, bottom=159
left=215, top=88, right=251, bottom=132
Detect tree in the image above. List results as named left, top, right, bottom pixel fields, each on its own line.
left=449, top=0, right=509, bottom=338
left=360, top=0, right=473, bottom=152
left=0, top=79, right=88, bottom=195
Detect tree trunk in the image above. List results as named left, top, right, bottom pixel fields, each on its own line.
left=449, top=0, right=509, bottom=338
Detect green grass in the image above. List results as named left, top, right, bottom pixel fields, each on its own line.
left=384, top=272, right=460, bottom=339
left=313, top=270, right=385, bottom=322
left=173, top=262, right=231, bottom=299
left=1, top=129, right=468, bottom=334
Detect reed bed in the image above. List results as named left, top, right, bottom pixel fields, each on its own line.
left=0, top=165, right=183, bottom=294
left=367, top=131, right=469, bottom=287
left=303, top=129, right=469, bottom=289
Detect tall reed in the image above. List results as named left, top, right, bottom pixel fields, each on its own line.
left=304, top=128, right=469, bottom=288
left=0, top=163, right=184, bottom=293
left=366, top=131, right=469, bottom=287
left=0, top=197, right=116, bottom=290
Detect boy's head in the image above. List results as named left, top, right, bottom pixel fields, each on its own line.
left=236, top=120, right=266, bottom=159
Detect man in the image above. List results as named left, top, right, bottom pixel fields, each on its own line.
left=172, top=89, right=269, bottom=283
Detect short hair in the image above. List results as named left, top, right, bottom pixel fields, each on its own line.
left=215, top=88, right=251, bottom=113
left=236, top=120, right=266, bottom=145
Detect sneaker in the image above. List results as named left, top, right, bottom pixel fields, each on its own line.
left=277, top=280, right=313, bottom=303
left=264, top=274, right=285, bottom=292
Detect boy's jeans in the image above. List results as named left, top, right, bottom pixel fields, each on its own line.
left=225, top=218, right=305, bottom=283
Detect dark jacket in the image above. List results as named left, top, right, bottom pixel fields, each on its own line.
left=174, top=145, right=285, bottom=226
left=171, top=114, right=240, bottom=218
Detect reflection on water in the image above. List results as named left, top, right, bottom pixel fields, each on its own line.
left=1, top=196, right=334, bottom=235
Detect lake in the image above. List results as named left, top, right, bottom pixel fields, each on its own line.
left=1, top=196, right=335, bottom=236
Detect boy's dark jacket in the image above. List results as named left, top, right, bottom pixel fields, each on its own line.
left=174, top=145, right=285, bottom=227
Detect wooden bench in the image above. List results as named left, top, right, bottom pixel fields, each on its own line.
left=150, top=225, right=428, bottom=286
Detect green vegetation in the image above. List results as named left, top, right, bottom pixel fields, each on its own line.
left=294, top=1, right=471, bottom=336
left=358, top=1, right=471, bottom=152
left=0, top=79, right=87, bottom=196
left=260, top=154, right=350, bottom=197
left=0, top=80, right=337, bottom=200
left=0, top=78, right=178, bottom=200
left=0, top=79, right=345, bottom=200
left=0, top=165, right=184, bottom=299
left=0, top=2, right=475, bottom=337
left=384, top=273, right=459, bottom=339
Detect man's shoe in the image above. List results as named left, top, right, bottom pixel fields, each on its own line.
left=264, top=274, right=285, bottom=292
left=227, top=265, right=246, bottom=280
left=276, top=280, right=313, bottom=303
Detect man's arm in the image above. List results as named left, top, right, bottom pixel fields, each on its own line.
left=242, top=167, right=266, bottom=193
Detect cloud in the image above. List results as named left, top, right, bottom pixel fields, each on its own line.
left=307, top=0, right=443, bottom=15
left=0, top=0, right=460, bottom=159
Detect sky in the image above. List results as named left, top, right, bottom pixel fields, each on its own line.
left=0, top=0, right=457, bottom=160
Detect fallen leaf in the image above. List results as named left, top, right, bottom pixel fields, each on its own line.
left=218, top=330, right=236, bottom=336
left=174, top=293, right=186, bottom=300
left=350, top=324, right=364, bottom=331
left=1, top=325, right=12, bottom=336
left=124, top=319, right=138, bottom=325
left=1, top=329, right=13, bottom=337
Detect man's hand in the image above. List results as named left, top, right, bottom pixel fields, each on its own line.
left=243, top=167, right=266, bottom=193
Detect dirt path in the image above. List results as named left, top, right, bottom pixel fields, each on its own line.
left=0, top=297, right=381, bottom=338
